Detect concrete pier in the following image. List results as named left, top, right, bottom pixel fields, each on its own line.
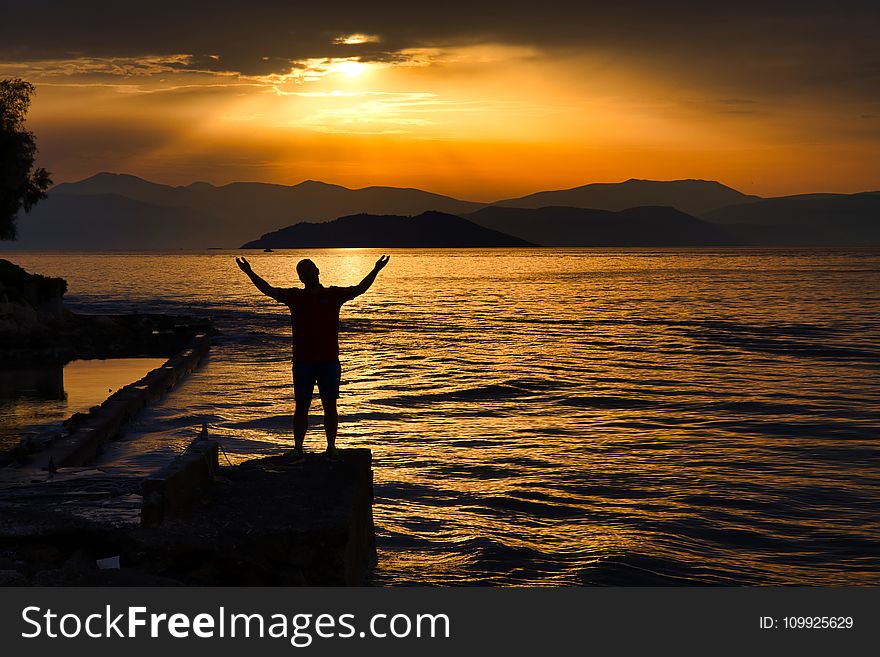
left=0, top=447, right=377, bottom=586
left=136, top=448, right=377, bottom=585
left=12, top=331, right=211, bottom=469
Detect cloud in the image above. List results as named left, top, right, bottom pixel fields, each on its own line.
left=4, top=1, right=878, bottom=197
left=1, top=1, right=878, bottom=103
left=0, top=55, right=200, bottom=78
left=334, top=34, right=381, bottom=45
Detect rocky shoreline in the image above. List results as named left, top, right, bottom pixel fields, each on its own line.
left=1, top=308, right=215, bottom=366
left=2, top=257, right=214, bottom=365
left=0, top=446, right=376, bottom=586
left=1, top=258, right=377, bottom=586
left=1, top=258, right=215, bottom=464
left=9, top=331, right=211, bottom=468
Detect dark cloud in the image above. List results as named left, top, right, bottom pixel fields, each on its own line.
left=1, top=1, right=879, bottom=100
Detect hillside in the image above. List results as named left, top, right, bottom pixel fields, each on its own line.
left=2, top=193, right=217, bottom=250
left=705, top=192, right=880, bottom=245
left=241, top=211, right=535, bottom=248
left=492, top=179, right=761, bottom=216
left=466, top=205, right=733, bottom=246
left=7, top=173, right=486, bottom=249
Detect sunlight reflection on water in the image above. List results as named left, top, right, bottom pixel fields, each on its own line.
left=5, top=248, right=880, bottom=585
left=0, top=358, right=166, bottom=451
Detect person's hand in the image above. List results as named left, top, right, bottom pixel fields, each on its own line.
left=236, top=257, right=252, bottom=274
left=374, top=255, right=390, bottom=272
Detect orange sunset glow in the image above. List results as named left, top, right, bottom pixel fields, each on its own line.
left=2, top=2, right=879, bottom=200
left=1, top=1, right=880, bottom=599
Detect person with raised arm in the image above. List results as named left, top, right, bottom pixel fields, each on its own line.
left=236, top=255, right=390, bottom=460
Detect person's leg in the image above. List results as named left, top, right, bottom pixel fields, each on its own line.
left=316, top=361, right=342, bottom=452
left=293, top=397, right=311, bottom=450
left=292, top=362, right=316, bottom=450
left=322, top=398, right=338, bottom=451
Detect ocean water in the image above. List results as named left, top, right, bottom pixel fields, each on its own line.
left=0, top=358, right=166, bottom=452
left=4, top=248, right=879, bottom=586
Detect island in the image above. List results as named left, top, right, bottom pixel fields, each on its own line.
left=240, top=211, right=535, bottom=248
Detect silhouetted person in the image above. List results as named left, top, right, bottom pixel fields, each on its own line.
left=236, top=255, right=390, bottom=460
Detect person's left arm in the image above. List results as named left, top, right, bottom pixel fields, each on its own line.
left=345, top=255, right=390, bottom=300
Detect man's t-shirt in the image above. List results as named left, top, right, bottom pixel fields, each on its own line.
left=273, top=285, right=358, bottom=362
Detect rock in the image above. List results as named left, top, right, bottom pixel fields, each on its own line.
left=62, top=548, right=98, bottom=576
left=31, top=569, right=66, bottom=586
left=0, top=569, right=28, bottom=586
left=0, top=259, right=67, bottom=320
left=21, top=543, right=63, bottom=565
left=136, top=449, right=378, bottom=585
left=141, top=435, right=220, bottom=526
left=0, top=448, right=377, bottom=586
left=67, top=568, right=181, bottom=586
left=0, top=306, right=215, bottom=366
left=0, top=555, right=23, bottom=570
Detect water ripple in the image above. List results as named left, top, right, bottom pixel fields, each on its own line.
left=5, top=247, right=879, bottom=586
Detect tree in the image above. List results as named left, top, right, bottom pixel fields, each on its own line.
left=1, top=78, right=52, bottom=240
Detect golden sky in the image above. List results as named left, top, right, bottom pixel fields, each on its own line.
left=2, top=3, right=879, bottom=200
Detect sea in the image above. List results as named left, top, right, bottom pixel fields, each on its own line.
left=2, top=248, right=879, bottom=586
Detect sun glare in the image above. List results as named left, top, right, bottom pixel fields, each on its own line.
left=334, top=33, right=380, bottom=45
left=336, top=60, right=366, bottom=77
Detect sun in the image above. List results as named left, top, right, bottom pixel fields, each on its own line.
left=336, top=60, right=366, bottom=77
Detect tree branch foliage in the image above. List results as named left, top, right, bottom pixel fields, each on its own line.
left=1, top=78, right=52, bottom=240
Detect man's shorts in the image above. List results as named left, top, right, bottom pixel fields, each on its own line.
left=292, top=361, right=342, bottom=402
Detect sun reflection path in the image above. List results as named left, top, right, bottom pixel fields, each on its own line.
left=11, top=248, right=879, bottom=586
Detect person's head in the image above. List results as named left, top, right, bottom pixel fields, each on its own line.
left=296, top=258, right=320, bottom=286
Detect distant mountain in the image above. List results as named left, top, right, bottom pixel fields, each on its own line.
left=705, top=192, right=880, bottom=245
left=241, top=211, right=535, bottom=248
left=51, top=172, right=186, bottom=202
left=466, top=205, right=733, bottom=246
left=492, top=179, right=761, bottom=216
left=2, top=193, right=218, bottom=250
left=7, top=172, right=875, bottom=249
left=6, top=173, right=485, bottom=250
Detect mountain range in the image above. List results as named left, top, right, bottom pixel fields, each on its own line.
left=5, top=173, right=483, bottom=249
left=705, top=192, right=880, bottom=245
left=2, top=172, right=877, bottom=249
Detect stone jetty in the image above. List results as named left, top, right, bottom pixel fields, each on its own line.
left=0, top=444, right=377, bottom=586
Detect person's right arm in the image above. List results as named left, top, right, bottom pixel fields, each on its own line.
left=347, top=255, right=390, bottom=299
left=236, top=257, right=287, bottom=302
